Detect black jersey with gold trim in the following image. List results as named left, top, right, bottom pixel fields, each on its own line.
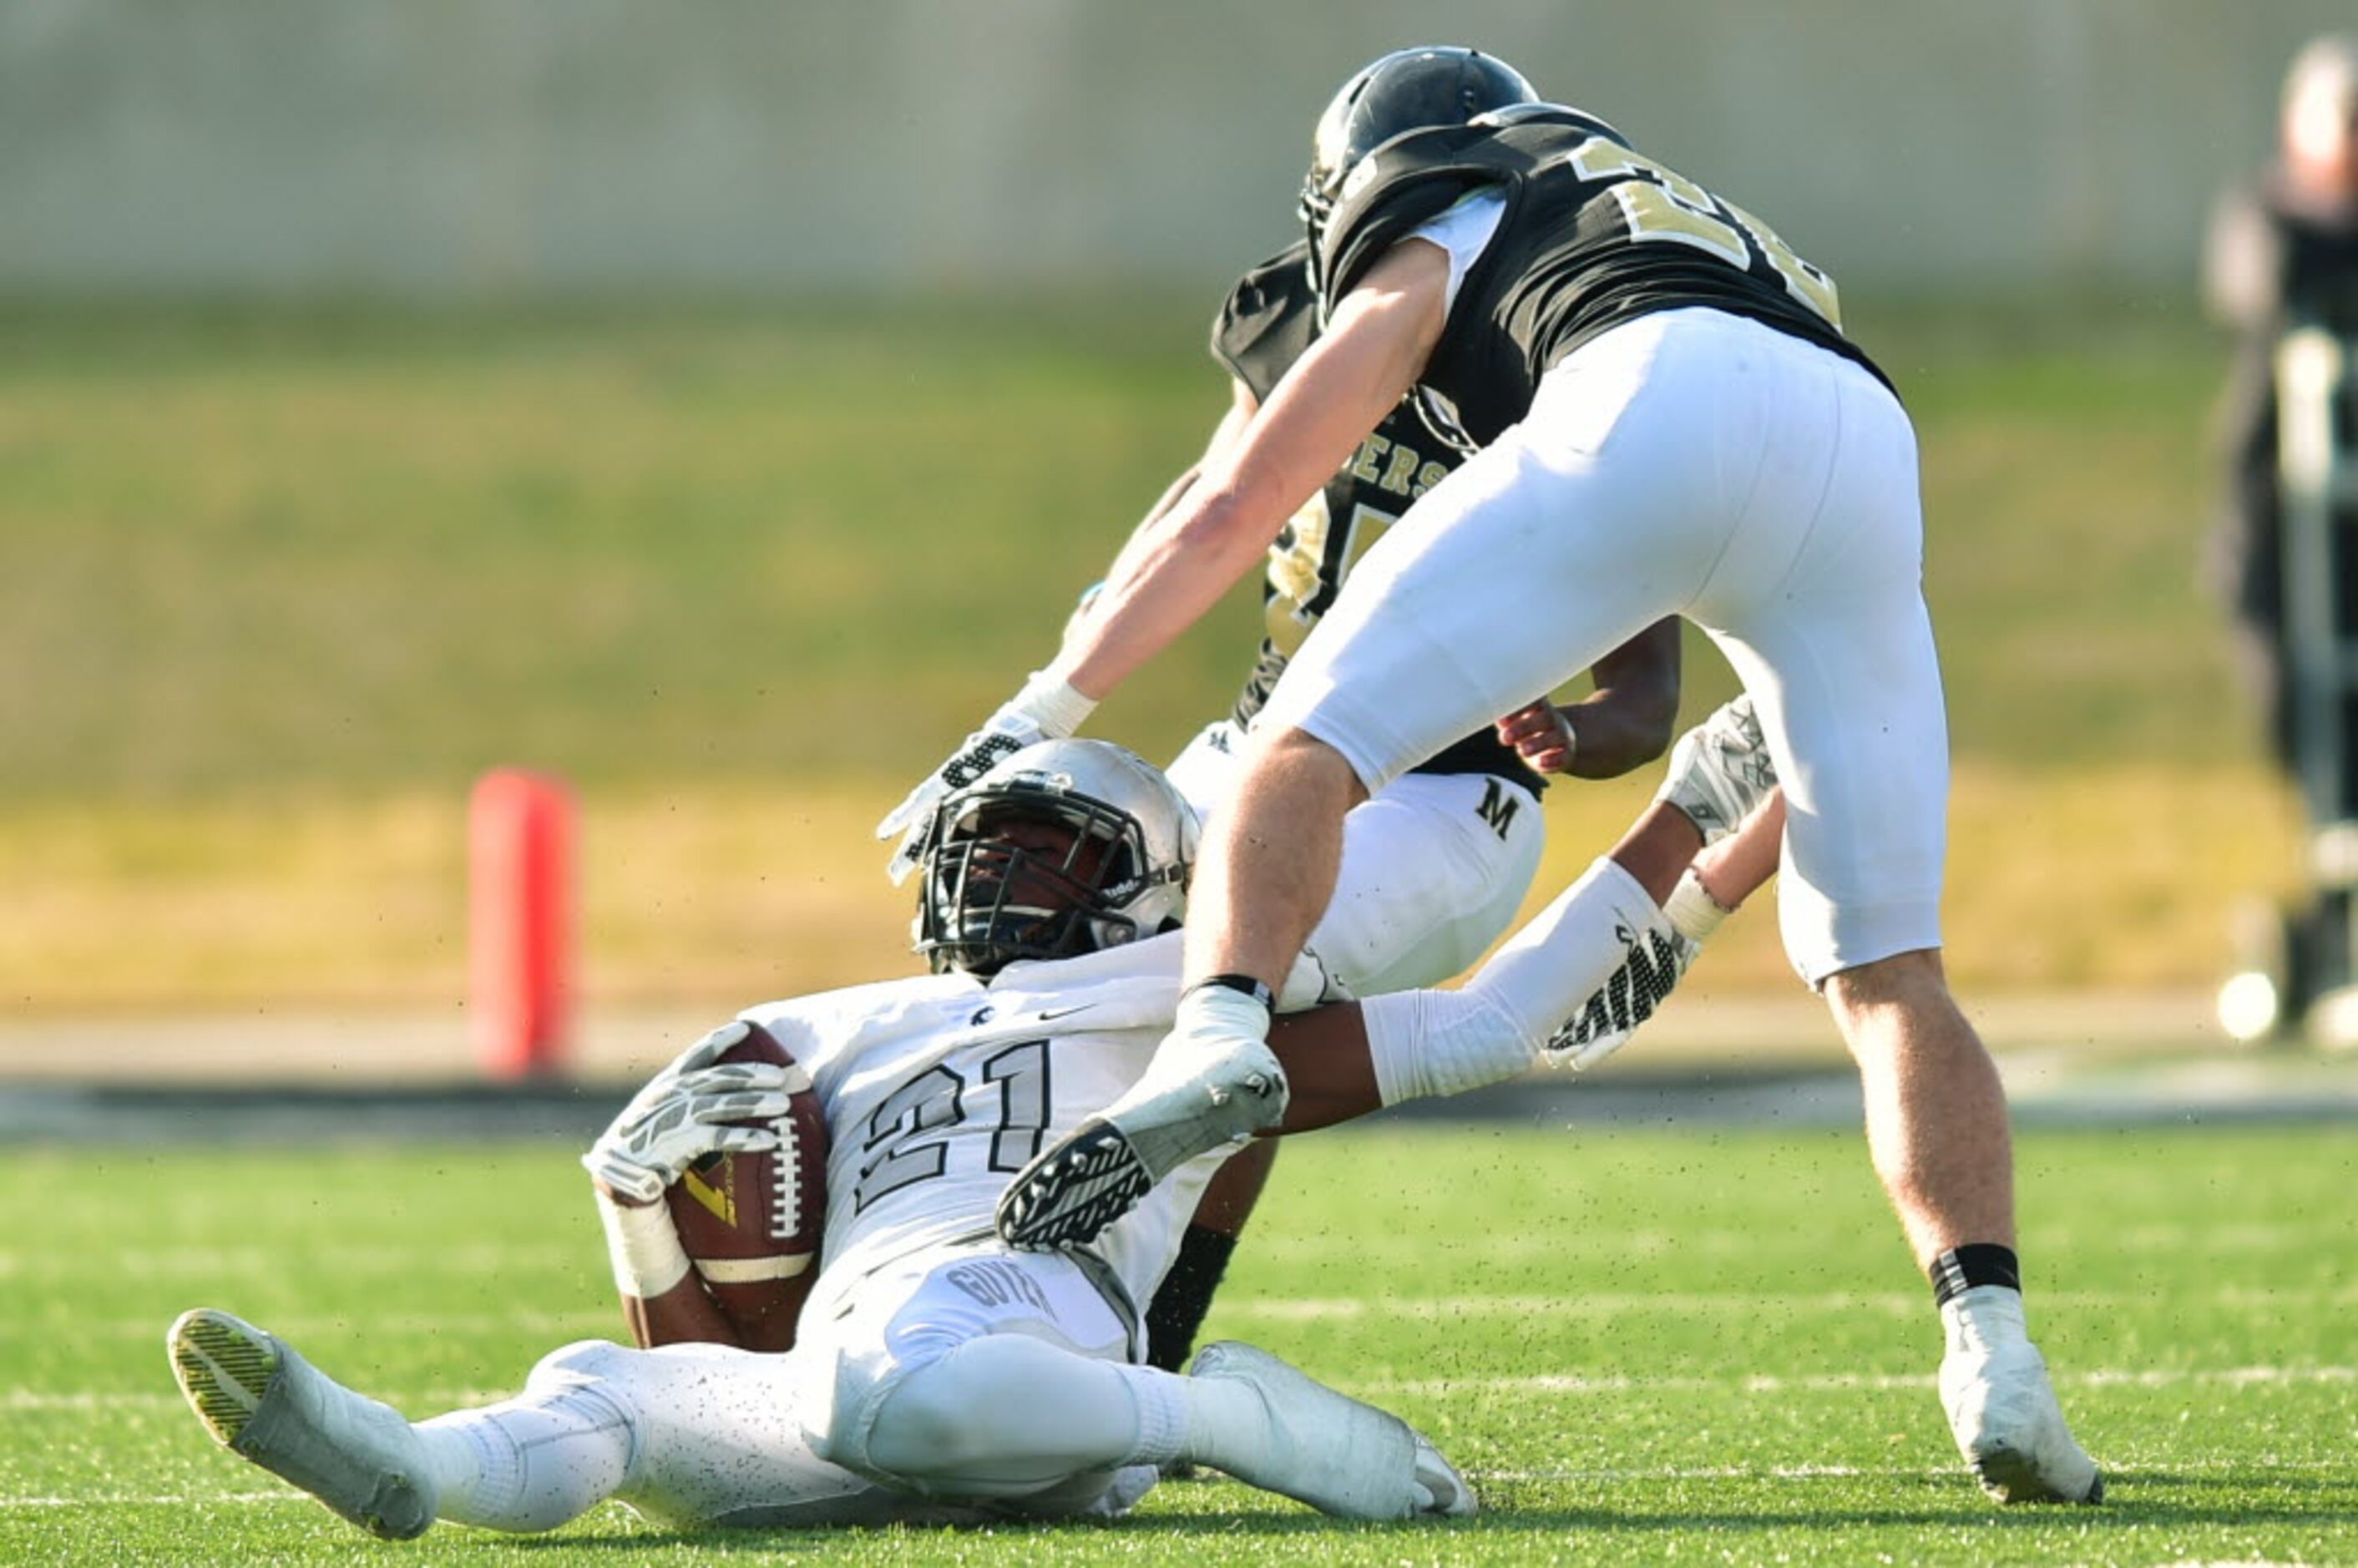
left=1209, top=243, right=1535, bottom=785
left=1316, top=106, right=1892, bottom=449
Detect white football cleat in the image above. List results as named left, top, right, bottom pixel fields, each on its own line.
left=1188, top=1341, right=1475, bottom=1520
left=998, top=1024, right=1287, bottom=1251
left=169, top=1308, right=441, bottom=1540
left=1655, top=694, right=1776, bottom=845
left=1937, top=1287, right=2104, bottom=1505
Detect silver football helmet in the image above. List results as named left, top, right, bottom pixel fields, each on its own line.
left=913, top=738, right=1199, bottom=977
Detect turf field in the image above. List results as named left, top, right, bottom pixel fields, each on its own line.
left=5, top=1122, right=2353, bottom=1565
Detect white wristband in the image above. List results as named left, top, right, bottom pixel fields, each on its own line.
left=1663, top=868, right=1731, bottom=942
left=1015, top=670, right=1098, bottom=738
left=596, top=1190, right=692, bottom=1301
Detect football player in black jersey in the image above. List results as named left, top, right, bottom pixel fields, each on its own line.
left=1088, top=227, right=1687, bottom=1380
left=982, top=48, right=2102, bottom=1506
left=877, top=48, right=1694, bottom=1385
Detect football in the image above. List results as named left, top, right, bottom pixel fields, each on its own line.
left=662, top=1019, right=829, bottom=1352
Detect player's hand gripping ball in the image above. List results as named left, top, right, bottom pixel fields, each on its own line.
left=656, top=1021, right=829, bottom=1351
left=584, top=1021, right=828, bottom=1348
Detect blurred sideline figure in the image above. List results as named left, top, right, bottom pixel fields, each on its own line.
left=2204, top=37, right=2358, bottom=1028
left=2204, top=33, right=2358, bottom=772
left=974, top=48, right=2104, bottom=1505
left=168, top=731, right=1771, bottom=1540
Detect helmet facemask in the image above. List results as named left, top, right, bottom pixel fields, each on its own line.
left=913, top=741, right=1197, bottom=978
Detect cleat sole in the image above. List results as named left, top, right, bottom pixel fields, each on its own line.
left=1972, top=1446, right=2106, bottom=1506
left=996, top=1120, right=1155, bottom=1250
left=170, top=1310, right=279, bottom=1450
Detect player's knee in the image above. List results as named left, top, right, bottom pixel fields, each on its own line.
left=804, top=1332, right=951, bottom=1475
left=1249, top=725, right=1369, bottom=807
left=527, top=1338, right=635, bottom=1393
left=1824, top=948, right=1952, bottom=1026
left=860, top=1360, right=996, bottom=1480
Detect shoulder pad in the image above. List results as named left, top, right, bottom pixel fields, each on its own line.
left=1314, top=124, right=1496, bottom=309
left=1212, top=240, right=1317, bottom=397
left=1471, top=102, right=1629, bottom=147
left=1314, top=109, right=1635, bottom=307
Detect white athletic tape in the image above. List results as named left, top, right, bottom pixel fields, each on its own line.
left=597, top=1191, right=691, bottom=1300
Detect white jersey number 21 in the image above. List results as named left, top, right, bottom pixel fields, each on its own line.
left=851, top=1039, right=1050, bottom=1213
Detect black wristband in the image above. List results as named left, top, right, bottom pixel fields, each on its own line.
left=1185, top=973, right=1276, bottom=1011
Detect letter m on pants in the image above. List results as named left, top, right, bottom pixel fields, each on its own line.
left=1475, top=778, right=1520, bottom=842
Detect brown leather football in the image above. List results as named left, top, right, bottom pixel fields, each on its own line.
left=662, top=1019, right=828, bottom=1351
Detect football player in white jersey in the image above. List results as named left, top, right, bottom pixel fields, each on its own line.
left=166, top=731, right=1778, bottom=1541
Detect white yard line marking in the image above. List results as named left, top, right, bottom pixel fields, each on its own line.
left=7, top=1385, right=516, bottom=1412
left=1361, top=1366, right=2358, bottom=1397
left=0, top=1309, right=615, bottom=1343
left=1225, top=1285, right=2358, bottom=1321
left=1, top=1491, right=296, bottom=1509
left=1480, top=1459, right=2357, bottom=1483
left=0, top=1242, right=588, bottom=1282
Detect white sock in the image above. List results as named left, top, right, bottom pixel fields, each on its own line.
left=1535, top=859, right=1693, bottom=1065
left=1499, top=857, right=1682, bottom=1036
left=1361, top=987, right=1534, bottom=1106
left=414, top=1383, right=634, bottom=1533
left=1361, top=857, right=1682, bottom=1100
left=1110, top=1362, right=1191, bottom=1466
left=1171, top=1367, right=1278, bottom=1473
left=410, top=1416, right=509, bottom=1523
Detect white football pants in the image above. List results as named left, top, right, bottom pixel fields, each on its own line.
left=1166, top=720, right=1544, bottom=995
left=412, top=1247, right=1184, bottom=1530
left=1258, top=307, right=1946, bottom=984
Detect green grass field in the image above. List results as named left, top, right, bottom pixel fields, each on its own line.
left=0, top=300, right=2311, bottom=1011
left=5, top=1123, right=2354, bottom=1565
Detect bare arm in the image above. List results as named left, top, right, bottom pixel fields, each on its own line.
left=1562, top=617, right=1684, bottom=775
left=1048, top=241, right=1450, bottom=700
left=1266, top=1004, right=1384, bottom=1132
left=590, top=1181, right=755, bottom=1350
left=1496, top=619, right=1684, bottom=777
left=620, top=1270, right=747, bottom=1350
left=1064, top=381, right=1259, bottom=651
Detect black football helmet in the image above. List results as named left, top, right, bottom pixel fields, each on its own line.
left=914, top=738, right=1197, bottom=978
left=1299, top=47, right=1540, bottom=250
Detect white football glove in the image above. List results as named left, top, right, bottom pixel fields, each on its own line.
left=876, top=673, right=1098, bottom=885
left=1550, top=1022, right=1637, bottom=1075
left=581, top=1023, right=799, bottom=1206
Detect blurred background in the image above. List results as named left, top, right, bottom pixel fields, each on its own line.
left=2, top=0, right=2347, bottom=1078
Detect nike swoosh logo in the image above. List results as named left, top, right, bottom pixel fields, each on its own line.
left=1035, top=1006, right=1095, bottom=1023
